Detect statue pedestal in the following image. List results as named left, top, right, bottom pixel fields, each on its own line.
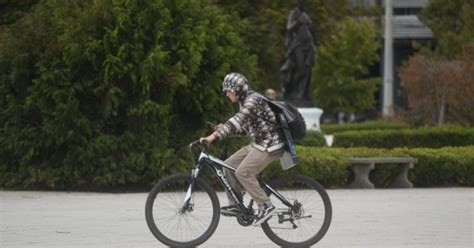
left=297, top=107, right=323, bottom=131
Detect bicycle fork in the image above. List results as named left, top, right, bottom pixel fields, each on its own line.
left=179, top=168, right=201, bottom=213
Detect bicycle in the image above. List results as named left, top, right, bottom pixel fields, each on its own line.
left=145, top=140, right=332, bottom=247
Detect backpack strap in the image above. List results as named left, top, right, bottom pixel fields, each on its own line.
left=253, top=94, right=293, bottom=138
left=252, top=93, right=279, bottom=126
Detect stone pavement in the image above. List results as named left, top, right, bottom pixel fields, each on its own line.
left=1, top=188, right=473, bottom=248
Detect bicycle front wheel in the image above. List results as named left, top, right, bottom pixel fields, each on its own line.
left=145, top=173, right=220, bottom=247
left=262, top=174, right=332, bottom=248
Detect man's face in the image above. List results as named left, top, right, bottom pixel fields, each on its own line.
left=226, top=90, right=238, bottom=103
left=265, top=89, right=276, bottom=100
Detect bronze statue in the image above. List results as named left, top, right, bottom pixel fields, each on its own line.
left=281, top=0, right=316, bottom=107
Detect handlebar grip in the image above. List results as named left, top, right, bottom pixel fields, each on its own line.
left=200, top=139, right=209, bottom=146
left=190, top=140, right=208, bottom=148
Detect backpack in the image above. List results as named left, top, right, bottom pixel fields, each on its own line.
left=255, top=94, right=305, bottom=167
left=257, top=95, right=307, bottom=140
left=258, top=95, right=306, bottom=167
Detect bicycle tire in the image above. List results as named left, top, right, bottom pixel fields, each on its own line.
left=145, top=173, right=220, bottom=247
left=261, top=174, right=332, bottom=247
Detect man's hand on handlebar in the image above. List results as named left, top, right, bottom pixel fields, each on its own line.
left=199, top=132, right=217, bottom=146
left=200, top=121, right=223, bottom=145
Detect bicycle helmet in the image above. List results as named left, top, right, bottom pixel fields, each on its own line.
left=222, top=72, right=249, bottom=96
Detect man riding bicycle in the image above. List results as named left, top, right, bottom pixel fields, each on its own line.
left=200, top=72, right=285, bottom=225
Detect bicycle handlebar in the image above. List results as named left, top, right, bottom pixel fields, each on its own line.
left=188, top=140, right=209, bottom=164
left=189, top=140, right=208, bottom=149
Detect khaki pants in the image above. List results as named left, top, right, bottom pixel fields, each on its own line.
left=224, top=145, right=282, bottom=206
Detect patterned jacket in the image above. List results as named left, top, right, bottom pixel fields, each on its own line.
left=215, top=90, right=285, bottom=153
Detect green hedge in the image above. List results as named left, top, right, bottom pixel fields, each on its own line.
left=297, top=130, right=327, bottom=147
left=262, top=146, right=474, bottom=188
left=321, top=121, right=410, bottom=134
left=1, top=144, right=472, bottom=190
left=302, top=126, right=474, bottom=148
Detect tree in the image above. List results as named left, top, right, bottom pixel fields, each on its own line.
left=399, top=54, right=449, bottom=125
left=397, top=0, right=474, bottom=125
left=420, top=0, right=474, bottom=59
left=312, top=18, right=381, bottom=114
left=445, top=48, right=474, bottom=124
left=0, top=0, right=39, bottom=26
left=0, top=0, right=256, bottom=189
left=399, top=51, right=474, bottom=125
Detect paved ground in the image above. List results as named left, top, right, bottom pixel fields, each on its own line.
left=1, top=188, right=473, bottom=248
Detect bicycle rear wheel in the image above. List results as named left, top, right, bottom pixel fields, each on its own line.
left=261, top=174, right=332, bottom=248
left=145, top=173, right=220, bottom=247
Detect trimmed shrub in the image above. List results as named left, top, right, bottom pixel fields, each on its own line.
left=297, top=130, right=327, bottom=147
left=262, top=146, right=474, bottom=188
left=302, top=126, right=474, bottom=148
left=401, top=146, right=474, bottom=187
left=321, top=121, right=410, bottom=134
left=334, top=126, right=474, bottom=148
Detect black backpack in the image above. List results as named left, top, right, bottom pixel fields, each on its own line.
left=257, top=95, right=307, bottom=140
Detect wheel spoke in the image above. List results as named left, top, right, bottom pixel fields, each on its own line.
left=261, top=175, right=332, bottom=247
left=145, top=174, right=220, bottom=247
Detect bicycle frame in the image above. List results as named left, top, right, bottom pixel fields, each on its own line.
left=181, top=146, right=294, bottom=215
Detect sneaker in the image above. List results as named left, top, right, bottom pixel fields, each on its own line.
left=220, top=205, right=240, bottom=216
left=253, top=204, right=276, bottom=225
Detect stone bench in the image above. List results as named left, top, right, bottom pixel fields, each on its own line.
left=348, top=157, right=417, bottom=189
